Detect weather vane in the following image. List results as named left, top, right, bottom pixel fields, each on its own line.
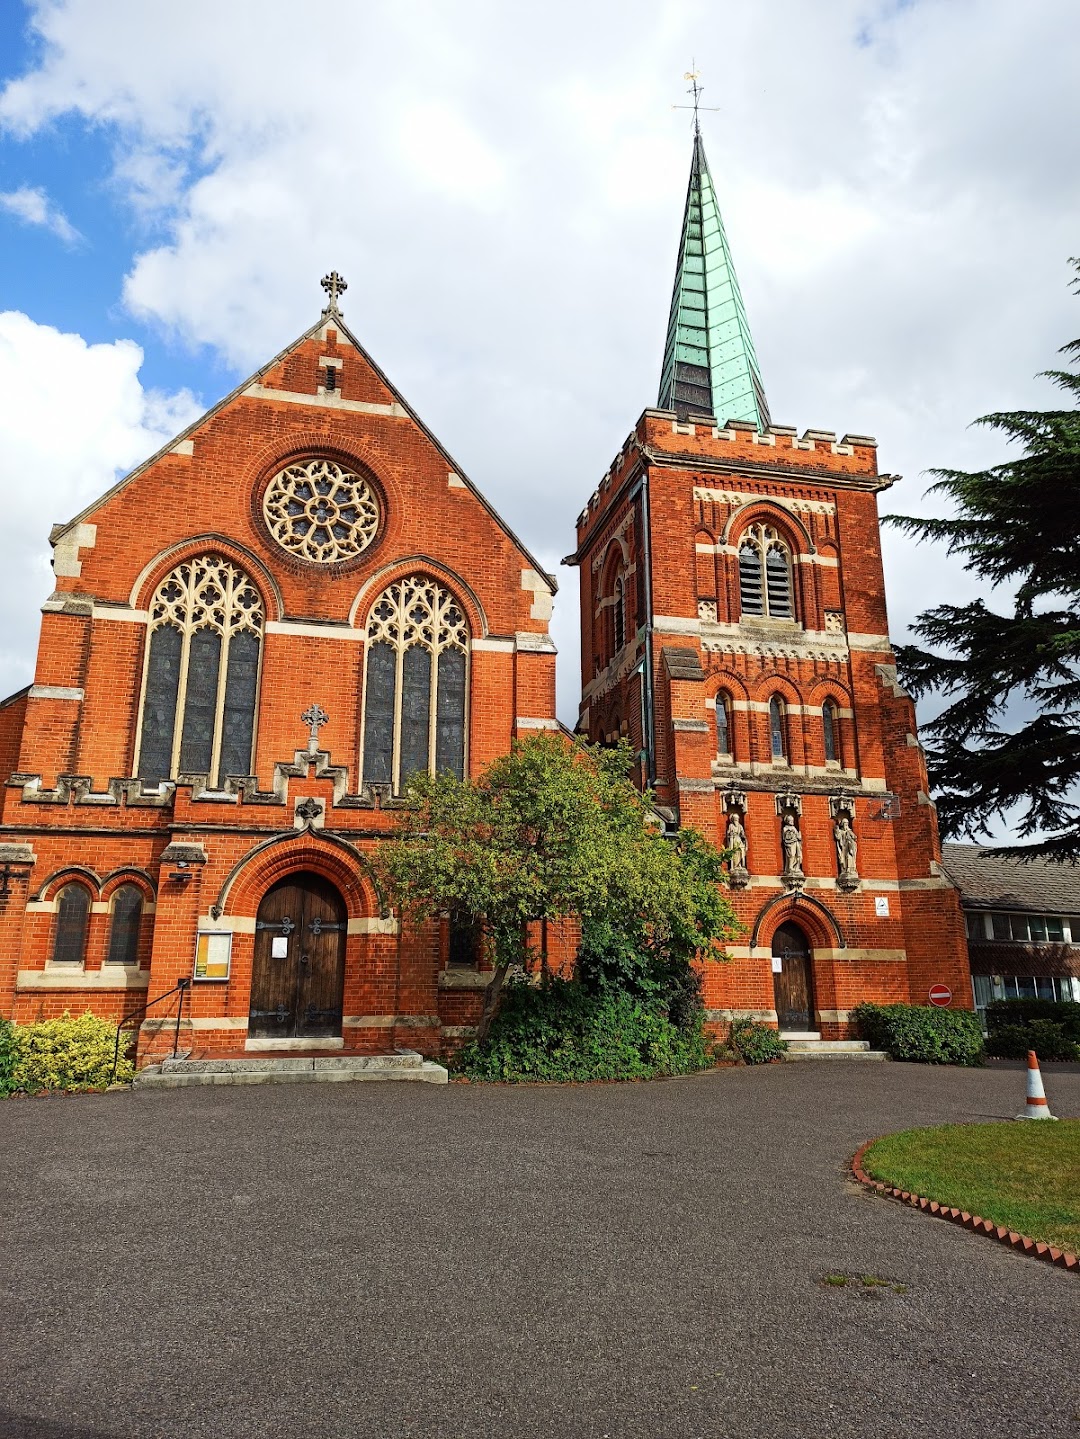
left=320, top=271, right=347, bottom=316
left=672, top=63, right=721, bottom=135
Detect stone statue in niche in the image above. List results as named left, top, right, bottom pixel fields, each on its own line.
left=781, top=812, right=804, bottom=883
left=834, top=815, right=859, bottom=889
left=724, top=809, right=749, bottom=888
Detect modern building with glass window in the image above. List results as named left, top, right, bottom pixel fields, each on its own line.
left=941, top=843, right=1080, bottom=1027
left=565, top=128, right=972, bottom=1041
left=0, top=277, right=560, bottom=1062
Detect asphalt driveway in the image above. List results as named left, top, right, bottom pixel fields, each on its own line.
left=2, top=1061, right=1078, bottom=1439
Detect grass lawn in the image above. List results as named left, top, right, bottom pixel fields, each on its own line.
left=862, top=1120, right=1080, bottom=1255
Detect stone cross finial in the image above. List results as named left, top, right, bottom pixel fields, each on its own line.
left=320, top=271, right=347, bottom=315
left=301, top=703, right=329, bottom=753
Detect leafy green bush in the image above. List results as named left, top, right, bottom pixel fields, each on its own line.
left=986, top=998, right=1080, bottom=1044
left=455, top=978, right=714, bottom=1083
left=0, top=1017, right=18, bottom=1096
left=851, top=1003, right=985, bottom=1066
left=985, top=1020, right=1079, bottom=1062
left=8, top=1011, right=134, bottom=1094
left=728, top=1019, right=787, bottom=1065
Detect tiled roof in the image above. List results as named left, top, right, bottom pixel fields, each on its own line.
left=940, top=843, right=1080, bottom=912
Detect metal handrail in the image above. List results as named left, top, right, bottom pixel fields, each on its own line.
left=111, top=976, right=191, bottom=1083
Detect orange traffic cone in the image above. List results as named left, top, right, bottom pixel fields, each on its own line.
left=1015, top=1050, right=1057, bottom=1121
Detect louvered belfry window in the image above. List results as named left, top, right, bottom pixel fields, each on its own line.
left=738, top=524, right=794, bottom=620
left=137, top=554, right=264, bottom=786
left=362, top=575, right=469, bottom=792
left=106, top=885, right=143, bottom=967
left=52, top=884, right=90, bottom=966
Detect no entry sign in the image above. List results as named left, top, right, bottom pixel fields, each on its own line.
left=928, top=984, right=953, bottom=1007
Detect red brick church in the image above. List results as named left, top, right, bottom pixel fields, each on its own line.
left=0, top=134, right=971, bottom=1066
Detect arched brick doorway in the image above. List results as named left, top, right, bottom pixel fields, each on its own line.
left=249, top=872, right=347, bottom=1040
left=772, top=920, right=814, bottom=1032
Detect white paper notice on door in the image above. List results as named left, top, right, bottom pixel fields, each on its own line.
left=771, top=957, right=783, bottom=973
left=272, top=936, right=288, bottom=958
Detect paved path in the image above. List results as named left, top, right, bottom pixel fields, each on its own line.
left=2, top=1061, right=1078, bottom=1439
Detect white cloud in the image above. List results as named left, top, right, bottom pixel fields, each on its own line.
left=1, top=0, right=1078, bottom=728
left=0, top=312, right=199, bottom=697
left=0, top=184, right=80, bottom=244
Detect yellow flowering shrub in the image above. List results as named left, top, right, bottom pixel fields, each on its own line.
left=9, top=1011, right=134, bottom=1093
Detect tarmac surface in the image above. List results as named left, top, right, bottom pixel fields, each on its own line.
left=2, top=1059, right=1079, bottom=1439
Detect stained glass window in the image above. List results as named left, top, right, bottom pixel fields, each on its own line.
left=52, top=884, right=90, bottom=966
left=106, top=885, right=143, bottom=967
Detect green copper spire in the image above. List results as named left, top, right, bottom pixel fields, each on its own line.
left=658, top=133, right=770, bottom=428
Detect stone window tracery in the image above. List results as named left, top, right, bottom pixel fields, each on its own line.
left=263, top=458, right=380, bottom=564
left=137, top=554, right=264, bottom=787
left=362, top=575, right=469, bottom=792
left=738, top=524, right=794, bottom=620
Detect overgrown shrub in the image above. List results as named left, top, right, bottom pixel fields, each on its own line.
left=728, top=1019, right=787, bottom=1065
left=985, top=1020, right=1079, bottom=1062
left=455, top=978, right=714, bottom=1083
left=7, top=1011, right=134, bottom=1094
left=0, top=1017, right=18, bottom=1096
left=851, top=1002, right=985, bottom=1066
left=986, top=999, right=1080, bottom=1044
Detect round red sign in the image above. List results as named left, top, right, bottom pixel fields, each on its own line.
left=928, top=984, right=952, bottom=1007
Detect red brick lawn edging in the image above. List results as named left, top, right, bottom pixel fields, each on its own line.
left=851, top=1139, right=1079, bottom=1274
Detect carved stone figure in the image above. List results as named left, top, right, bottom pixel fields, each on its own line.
left=725, top=811, right=748, bottom=872
left=834, top=815, right=858, bottom=885
left=781, top=814, right=803, bottom=878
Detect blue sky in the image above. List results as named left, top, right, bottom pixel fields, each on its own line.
left=1, top=0, right=1078, bottom=770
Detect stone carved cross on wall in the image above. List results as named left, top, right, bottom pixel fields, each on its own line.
left=321, top=271, right=347, bottom=315
left=301, top=703, right=329, bottom=754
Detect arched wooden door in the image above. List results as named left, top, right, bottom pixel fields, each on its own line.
left=771, top=921, right=814, bottom=1031
left=249, top=873, right=347, bottom=1040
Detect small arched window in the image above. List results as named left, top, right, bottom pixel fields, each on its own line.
left=823, top=700, right=839, bottom=764
left=769, top=696, right=788, bottom=763
left=137, top=554, right=264, bottom=787
left=362, top=574, right=469, bottom=792
left=52, top=884, right=90, bottom=966
left=716, top=693, right=733, bottom=757
left=738, top=524, right=794, bottom=620
left=106, top=885, right=144, bottom=967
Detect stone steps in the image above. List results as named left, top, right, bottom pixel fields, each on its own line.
left=135, top=1049, right=449, bottom=1087
left=782, top=1038, right=887, bottom=1062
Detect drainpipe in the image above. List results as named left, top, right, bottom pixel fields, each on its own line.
left=637, top=468, right=657, bottom=791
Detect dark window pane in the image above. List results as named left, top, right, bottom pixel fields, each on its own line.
left=769, top=697, right=786, bottom=759
left=739, top=544, right=763, bottom=615
left=1046, top=915, right=1065, bottom=942
left=363, top=641, right=396, bottom=786
left=765, top=547, right=792, bottom=617
left=138, top=624, right=182, bottom=783
left=179, top=628, right=222, bottom=774
left=448, top=910, right=479, bottom=967
left=399, top=645, right=432, bottom=786
left=716, top=696, right=730, bottom=754
left=435, top=648, right=466, bottom=779
left=613, top=578, right=625, bottom=653
left=1028, top=914, right=1047, bottom=941
left=823, top=702, right=838, bottom=762
left=991, top=912, right=1012, bottom=940
left=106, top=885, right=143, bottom=966
left=52, top=885, right=90, bottom=965
left=219, top=631, right=260, bottom=781
left=1010, top=913, right=1030, bottom=942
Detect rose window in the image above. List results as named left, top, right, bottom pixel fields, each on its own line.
left=262, top=458, right=380, bottom=564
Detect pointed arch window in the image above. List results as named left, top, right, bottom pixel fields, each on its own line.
left=137, top=554, right=264, bottom=787
left=52, top=884, right=91, bottom=966
left=738, top=525, right=794, bottom=620
left=106, top=885, right=144, bottom=967
left=613, top=576, right=626, bottom=655
left=716, top=692, right=733, bottom=758
left=822, top=700, right=840, bottom=764
left=362, top=575, right=469, bottom=792
left=769, top=696, right=788, bottom=763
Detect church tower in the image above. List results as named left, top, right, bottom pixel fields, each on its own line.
left=566, top=131, right=971, bottom=1038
